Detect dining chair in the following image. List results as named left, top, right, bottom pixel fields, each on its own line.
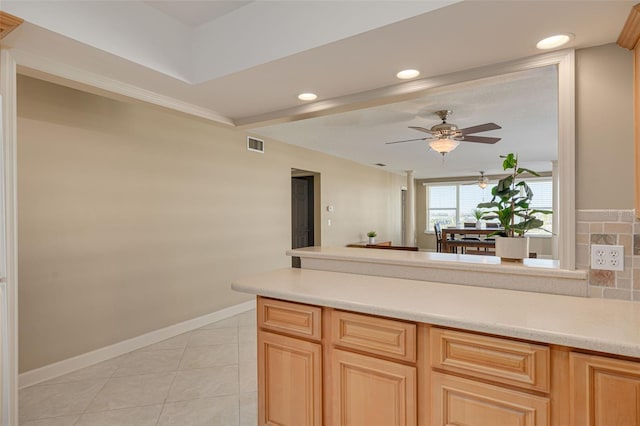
left=460, top=222, right=481, bottom=252
left=434, top=223, right=443, bottom=252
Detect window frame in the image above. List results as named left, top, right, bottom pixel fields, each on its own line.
left=424, top=177, right=553, bottom=236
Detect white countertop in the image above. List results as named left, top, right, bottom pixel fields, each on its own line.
left=232, top=268, right=640, bottom=358
left=287, top=246, right=586, bottom=280
left=288, top=246, right=588, bottom=296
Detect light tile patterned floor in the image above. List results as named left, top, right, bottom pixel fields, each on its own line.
left=19, top=309, right=258, bottom=426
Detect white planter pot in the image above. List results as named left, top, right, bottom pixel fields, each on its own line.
left=495, top=236, right=529, bottom=261
left=368, top=237, right=376, bottom=244
left=475, top=221, right=482, bottom=229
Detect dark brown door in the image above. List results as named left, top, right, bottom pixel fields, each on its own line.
left=291, top=176, right=314, bottom=267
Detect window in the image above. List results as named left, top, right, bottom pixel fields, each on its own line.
left=428, top=185, right=457, bottom=229
left=426, top=178, right=553, bottom=235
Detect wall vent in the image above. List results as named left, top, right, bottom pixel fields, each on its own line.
left=247, top=137, right=264, bottom=153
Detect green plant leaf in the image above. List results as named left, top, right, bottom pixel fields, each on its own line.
left=477, top=201, right=498, bottom=209
left=502, top=153, right=516, bottom=170
left=497, top=176, right=513, bottom=192
left=517, top=168, right=541, bottom=177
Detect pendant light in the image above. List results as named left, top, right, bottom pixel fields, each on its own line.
left=477, top=171, right=489, bottom=189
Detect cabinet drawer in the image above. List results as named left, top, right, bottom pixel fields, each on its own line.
left=431, top=372, right=550, bottom=426
left=431, top=327, right=550, bottom=392
left=331, top=310, right=416, bottom=362
left=258, top=297, right=321, bottom=341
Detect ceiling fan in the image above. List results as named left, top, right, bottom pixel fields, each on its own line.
left=386, top=110, right=502, bottom=156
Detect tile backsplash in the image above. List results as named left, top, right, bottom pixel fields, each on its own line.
left=576, top=209, right=639, bottom=301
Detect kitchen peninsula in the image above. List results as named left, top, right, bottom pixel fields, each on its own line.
left=232, top=249, right=640, bottom=425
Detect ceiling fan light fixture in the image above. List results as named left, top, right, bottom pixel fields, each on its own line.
left=536, top=33, right=573, bottom=50
left=477, top=171, right=489, bottom=189
left=428, top=138, right=459, bottom=155
left=396, top=69, right=420, bottom=79
left=298, top=92, right=318, bottom=101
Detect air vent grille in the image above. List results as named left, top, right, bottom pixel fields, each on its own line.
left=247, top=137, right=264, bottom=153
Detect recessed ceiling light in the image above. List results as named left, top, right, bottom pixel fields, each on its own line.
left=298, top=93, right=317, bottom=101
left=396, top=69, right=420, bottom=80
left=536, top=33, right=573, bottom=50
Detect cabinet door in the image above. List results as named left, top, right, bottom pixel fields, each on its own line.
left=431, top=372, right=549, bottom=426
left=258, top=331, right=322, bottom=426
left=571, top=352, right=640, bottom=426
left=330, top=348, right=417, bottom=426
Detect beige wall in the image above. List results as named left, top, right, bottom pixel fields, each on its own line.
left=17, top=76, right=404, bottom=372
left=17, top=42, right=636, bottom=371
left=576, top=43, right=634, bottom=209
left=416, top=43, right=635, bottom=250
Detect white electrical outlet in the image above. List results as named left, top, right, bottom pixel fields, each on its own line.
left=591, top=244, right=624, bottom=271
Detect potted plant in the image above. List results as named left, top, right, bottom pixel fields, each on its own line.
left=477, top=153, right=551, bottom=261
left=367, top=231, right=377, bottom=245
left=472, top=208, right=484, bottom=229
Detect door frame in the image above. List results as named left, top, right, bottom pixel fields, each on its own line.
left=291, top=168, right=321, bottom=249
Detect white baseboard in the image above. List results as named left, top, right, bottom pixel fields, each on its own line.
left=19, top=299, right=256, bottom=389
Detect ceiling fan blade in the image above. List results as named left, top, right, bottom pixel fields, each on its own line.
left=461, top=135, right=501, bottom=144
left=385, top=137, right=428, bottom=145
left=408, top=126, right=436, bottom=134
left=458, top=123, right=501, bottom=135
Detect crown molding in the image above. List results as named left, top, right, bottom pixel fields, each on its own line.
left=0, top=12, right=23, bottom=41
left=618, top=3, right=640, bottom=50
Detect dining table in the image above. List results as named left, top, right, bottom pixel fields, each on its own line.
left=441, top=226, right=502, bottom=253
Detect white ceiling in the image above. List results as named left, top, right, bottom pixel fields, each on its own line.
left=252, top=65, right=558, bottom=178
left=144, top=1, right=253, bottom=28
left=0, top=0, right=634, bottom=178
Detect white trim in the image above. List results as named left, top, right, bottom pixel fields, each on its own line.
left=0, top=48, right=18, bottom=426
left=236, top=49, right=575, bottom=128
left=18, top=299, right=256, bottom=389
left=557, top=50, right=576, bottom=269
left=418, top=50, right=574, bottom=269
left=11, top=49, right=235, bottom=127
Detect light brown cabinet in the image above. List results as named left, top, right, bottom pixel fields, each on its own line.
left=257, top=298, right=323, bottom=426
left=330, top=348, right=417, bottom=426
left=256, top=296, right=640, bottom=426
left=431, top=371, right=549, bottom=426
left=326, top=309, right=419, bottom=425
left=571, top=352, right=640, bottom=426
left=429, top=327, right=551, bottom=426
left=430, top=327, right=550, bottom=393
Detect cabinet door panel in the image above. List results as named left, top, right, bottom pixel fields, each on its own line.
left=331, top=349, right=417, bottom=426
left=431, top=372, right=550, bottom=426
left=258, top=297, right=322, bottom=340
left=258, top=331, right=322, bottom=426
left=571, top=352, right=640, bottom=426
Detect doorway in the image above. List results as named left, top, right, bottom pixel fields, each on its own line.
left=291, top=169, right=318, bottom=268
